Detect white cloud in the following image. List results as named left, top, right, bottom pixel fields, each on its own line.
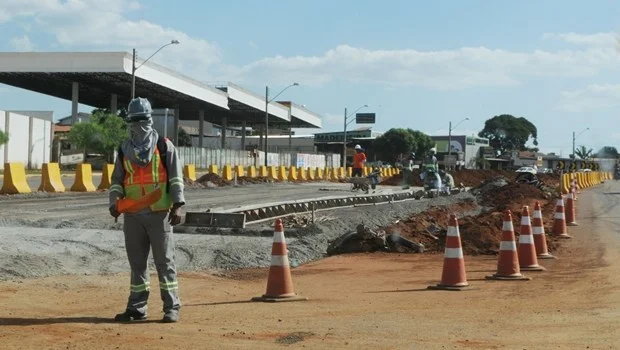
left=542, top=32, right=616, bottom=47
left=248, top=41, right=258, bottom=49
left=9, top=34, right=35, bottom=51
left=556, top=84, right=620, bottom=113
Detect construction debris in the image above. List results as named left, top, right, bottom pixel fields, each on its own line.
left=326, top=224, right=424, bottom=256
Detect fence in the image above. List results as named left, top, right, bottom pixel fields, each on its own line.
left=177, top=147, right=341, bottom=169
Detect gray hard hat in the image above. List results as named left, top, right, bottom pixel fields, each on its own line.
left=127, top=97, right=152, bottom=121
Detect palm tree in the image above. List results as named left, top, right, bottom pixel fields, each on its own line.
left=0, top=129, right=8, bottom=146
left=574, top=145, right=593, bottom=160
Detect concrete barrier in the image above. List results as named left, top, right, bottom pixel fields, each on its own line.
left=277, top=166, right=287, bottom=181
left=234, top=165, right=244, bottom=178
left=308, top=167, right=316, bottom=181
left=222, top=165, right=233, bottom=181
left=183, top=164, right=196, bottom=181
left=97, top=164, right=114, bottom=191
left=316, top=168, right=324, bottom=180
left=70, top=163, right=96, bottom=192
left=39, top=162, right=66, bottom=193
left=1, top=162, right=32, bottom=194
left=208, top=164, right=218, bottom=175
left=289, top=166, right=298, bottom=181
left=337, top=167, right=345, bottom=178
left=258, top=165, right=268, bottom=178
left=347, top=167, right=353, bottom=177
left=298, top=167, right=307, bottom=181
left=247, top=166, right=257, bottom=178
left=268, top=166, right=278, bottom=180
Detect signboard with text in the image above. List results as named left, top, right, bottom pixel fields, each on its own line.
left=355, top=113, right=376, bottom=124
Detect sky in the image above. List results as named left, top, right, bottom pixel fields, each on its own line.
left=1, top=0, right=619, bottom=156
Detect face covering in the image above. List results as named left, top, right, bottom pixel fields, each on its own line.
left=129, top=118, right=157, bottom=165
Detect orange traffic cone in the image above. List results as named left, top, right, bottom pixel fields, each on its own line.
left=571, top=181, right=578, bottom=201
left=517, top=206, right=546, bottom=271
left=552, top=195, right=572, bottom=239
left=428, top=215, right=470, bottom=290
left=532, top=201, right=556, bottom=259
left=252, top=219, right=308, bottom=302
left=565, top=192, right=578, bottom=226
left=486, top=210, right=531, bottom=281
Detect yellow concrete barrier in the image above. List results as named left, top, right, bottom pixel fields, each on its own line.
left=278, top=166, right=287, bottom=181
left=298, top=167, right=307, bottom=181
left=268, top=166, right=278, bottom=180
left=1, top=162, right=32, bottom=194
left=289, top=166, right=298, bottom=181
left=234, top=165, right=244, bottom=178
left=222, top=165, right=233, bottom=181
left=247, top=166, right=257, bottom=178
left=208, top=164, right=218, bottom=175
left=259, top=165, right=268, bottom=178
left=347, top=167, right=353, bottom=177
left=38, top=162, right=66, bottom=193
left=363, top=167, right=369, bottom=176
left=308, top=167, right=316, bottom=181
left=183, top=164, right=196, bottom=181
left=560, top=174, right=569, bottom=194
left=70, top=163, right=96, bottom=192
left=316, top=168, right=324, bottom=180
left=337, top=167, right=345, bottom=178
left=97, top=164, right=113, bottom=191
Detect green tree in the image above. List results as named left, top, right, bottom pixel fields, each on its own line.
left=596, top=146, right=619, bottom=159
left=177, top=127, right=193, bottom=147
left=68, top=111, right=128, bottom=163
left=478, top=114, right=538, bottom=154
left=373, top=128, right=433, bottom=163
left=0, top=129, right=8, bottom=146
left=574, top=145, right=593, bottom=160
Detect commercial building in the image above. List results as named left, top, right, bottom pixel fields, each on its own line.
left=430, top=135, right=490, bottom=169
left=313, top=128, right=384, bottom=165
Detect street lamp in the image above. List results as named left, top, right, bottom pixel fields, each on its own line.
left=572, top=127, right=590, bottom=159
left=448, top=117, right=470, bottom=156
left=265, top=83, right=299, bottom=166
left=131, top=40, right=180, bottom=99
left=342, top=104, right=369, bottom=168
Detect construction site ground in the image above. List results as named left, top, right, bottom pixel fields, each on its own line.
left=0, top=182, right=619, bottom=348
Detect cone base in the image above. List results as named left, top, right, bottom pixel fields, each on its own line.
left=485, top=274, right=531, bottom=281
left=537, top=253, right=557, bottom=259
left=520, top=265, right=546, bottom=271
left=567, top=222, right=579, bottom=226
left=427, top=283, right=471, bottom=291
left=251, top=294, right=308, bottom=303
left=555, top=234, right=573, bottom=239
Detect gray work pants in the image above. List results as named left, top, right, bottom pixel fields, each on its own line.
left=123, top=211, right=180, bottom=315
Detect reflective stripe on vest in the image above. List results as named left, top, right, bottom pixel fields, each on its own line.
left=123, top=147, right=172, bottom=211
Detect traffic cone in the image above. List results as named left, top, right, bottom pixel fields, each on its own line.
left=552, top=195, right=572, bottom=239
left=486, top=210, right=531, bottom=281
left=532, top=201, right=556, bottom=259
left=517, top=206, right=546, bottom=271
left=428, top=215, right=470, bottom=290
left=252, top=219, right=308, bottom=302
left=571, top=181, right=578, bottom=201
left=565, top=192, right=578, bottom=226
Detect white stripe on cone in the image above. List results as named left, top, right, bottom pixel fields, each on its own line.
left=554, top=212, right=565, bottom=219
left=271, top=255, right=290, bottom=267
left=502, top=221, right=514, bottom=231
left=556, top=199, right=564, bottom=207
left=521, top=216, right=531, bottom=226
left=532, top=210, right=542, bottom=219
left=273, top=231, right=286, bottom=243
left=499, top=241, right=517, bottom=251
left=446, top=226, right=460, bottom=237
left=519, top=234, right=534, bottom=244
left=444, top=248, right=464, bottom=259
left=532, top=226, right=544, bottom=235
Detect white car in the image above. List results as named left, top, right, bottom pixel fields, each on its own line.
left=515, top=167, right=537, bottom=175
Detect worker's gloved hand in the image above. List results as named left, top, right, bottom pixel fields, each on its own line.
left=109, top=205, right=120, bottom=218
left=168, top=204, right=183, bottom=226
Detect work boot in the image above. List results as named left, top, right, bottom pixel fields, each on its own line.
left=114, top=309, right=147, bottom=322
left=162, top=310, right=179, bottom=323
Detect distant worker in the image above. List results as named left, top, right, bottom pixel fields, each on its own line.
left=109, top=97, right=185, bottom=323
left=420, top=147, right=438, bottom=181
left=351, top=144, right=367, bottom=190
left=402, top=152, right=416, bottom=190
left=439, top=170, right=455, bottom=195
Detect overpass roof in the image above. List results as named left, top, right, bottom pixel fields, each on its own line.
left=0, top=52, right=322, bottom=129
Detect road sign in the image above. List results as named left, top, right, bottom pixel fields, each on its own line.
left=557, top=160, right=565, bottom=170
left=355, top=113, right=376, bottom=124
left=570, top=162, right=576, bottom=171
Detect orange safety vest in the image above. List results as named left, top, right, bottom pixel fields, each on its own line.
left=122, top=147, right=172, bottom=211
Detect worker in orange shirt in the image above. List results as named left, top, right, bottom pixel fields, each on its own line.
left=352, top=144, right=367, bottom=179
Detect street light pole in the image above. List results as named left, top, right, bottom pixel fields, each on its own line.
left=264, top=83, right=299, bottom=167
left=131, top=40, right=180, bottom=100
left=342, top=104, right=368, bottom=168
left=448, top=117, right=470, bottom=156
left=572, top=127, right=590, bottom=159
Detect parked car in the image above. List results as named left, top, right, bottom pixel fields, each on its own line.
left=537, top=168, right=553, bottom=174
left=515, top=167, right=537, bottom=175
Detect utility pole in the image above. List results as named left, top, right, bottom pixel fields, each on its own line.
left=342, top=107, right=347, bottom=168
left=448, top=121, right=452, bottom=156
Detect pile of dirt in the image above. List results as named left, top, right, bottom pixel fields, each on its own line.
left=184, top=178, right=206, bottom=188
left=235, top=176, right=275, bottom=185
left=196, top=173, right=230, bottom=187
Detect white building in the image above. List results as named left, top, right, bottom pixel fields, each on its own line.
left=0, top=110, right=53, bottom=170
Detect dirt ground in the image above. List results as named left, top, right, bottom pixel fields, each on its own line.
left=1, top=182, right=619, bottom=349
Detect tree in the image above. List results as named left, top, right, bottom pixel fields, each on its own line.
left=177, top=127, right=193, bottom=147
left=478, top=114, right=538, bottom=154
left=68, top=111, right=128, bottom=163
left=0, top=129, right=8, bottom=146
left=574, top=145, right=593, bottom=160
left=373, top=128, right=433, bottom=163
left=596, top=146, right=619, bottom=159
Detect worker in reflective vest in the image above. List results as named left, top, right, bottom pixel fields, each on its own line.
left=109, top=97, right=185, bottom=323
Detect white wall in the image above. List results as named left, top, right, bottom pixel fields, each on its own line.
left=0, top=110, right=52, bottom=170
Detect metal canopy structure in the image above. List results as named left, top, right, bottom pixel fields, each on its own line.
left=0, top=52, right=322, bottom=129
